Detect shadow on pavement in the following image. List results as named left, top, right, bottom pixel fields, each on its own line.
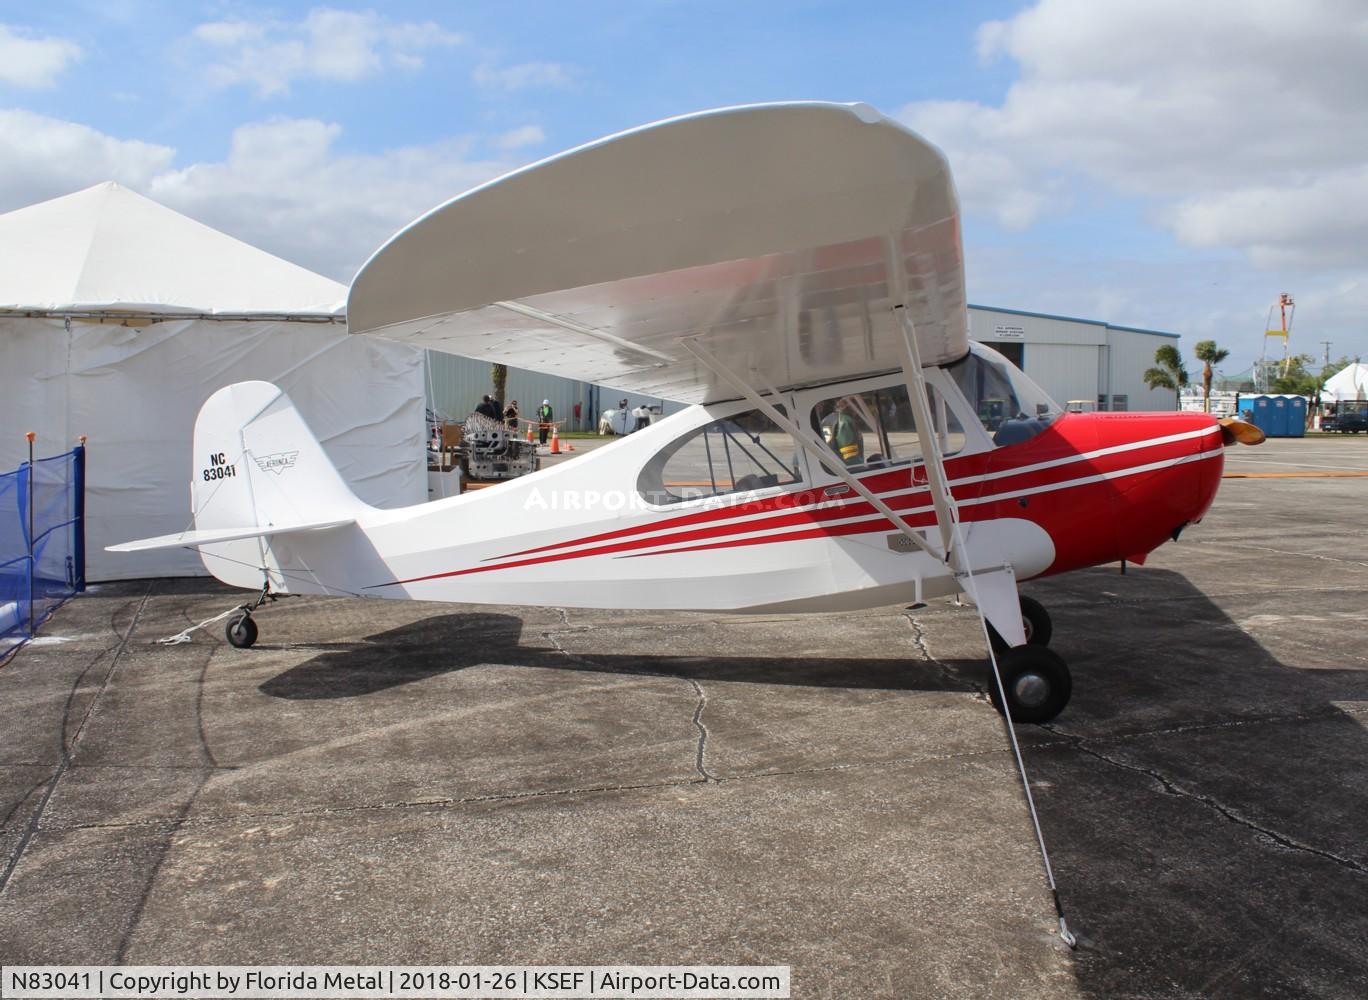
left=258, top=611, right=967, bottom=699
left=259, top=566, right=1368, bottom=998
left=1026, top=567, right=1368, bottom=999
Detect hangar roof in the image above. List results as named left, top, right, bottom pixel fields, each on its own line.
left=970, top=303, right=1180, bottom=339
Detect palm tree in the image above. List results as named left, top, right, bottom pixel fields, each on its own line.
left=1143, top=344, right=1189, bottom=409
left=491, top=363, right=508, bottom=407
left=1193, top=340, right=1230, bottom=412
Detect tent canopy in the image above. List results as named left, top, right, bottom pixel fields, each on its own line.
left=0, top=182, right=424, bottom=581
left=0, top=182, right=345, bottom=318
left=1323, top=362, right=1368, bottom=403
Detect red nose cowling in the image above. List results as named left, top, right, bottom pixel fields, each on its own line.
left=984, top=411, right=1225, bottom=578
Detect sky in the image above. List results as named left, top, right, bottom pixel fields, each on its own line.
left=0, top=0, right=1364, bottom=375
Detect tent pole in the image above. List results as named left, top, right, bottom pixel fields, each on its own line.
left=26, top=431, right=34, bottom=635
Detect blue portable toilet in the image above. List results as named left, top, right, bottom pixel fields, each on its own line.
left=1285, top=396, right=1307, bottom=437
left=1248, top=396, right=1275, bottom=437
left=1271, top=396, right=1289, bottom=437
left=1244, top=394, right=1307, bottom=437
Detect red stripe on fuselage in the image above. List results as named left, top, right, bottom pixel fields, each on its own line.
left=493, top=417, right=1213, bottom=564
left=487, top=429, right=1207, bottom=564
left=373, top=427, right=1218, bottom=588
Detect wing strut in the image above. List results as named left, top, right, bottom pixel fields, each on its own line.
left=886, top=243, right=1079, bottom=949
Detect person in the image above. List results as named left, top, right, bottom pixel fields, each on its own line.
left=821, top=396, right=865, bottom=467
left=537, top=399, right=554, bottom=445
left=633, top=404, right=651, bottom=432
left=504, top=399, right=520, bottom=430
left=618, top=398, right=629, bottom=435
left=474, top=394, right=500, bottom=421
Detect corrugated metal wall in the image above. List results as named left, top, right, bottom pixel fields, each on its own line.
left=1106, top=330, right=1178, bottom=411
left=424, top=351, right=689, bottom=430
left=425, top=352, right=594, bottom=430
left=969, top=306, right=1179, bottom=412
left=1021, top=343, right=1101, bottom=408
left=424, top=306, right=1181, bottom=423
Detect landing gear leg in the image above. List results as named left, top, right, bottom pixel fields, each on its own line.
left=988, top=594, right=1053, bottom=652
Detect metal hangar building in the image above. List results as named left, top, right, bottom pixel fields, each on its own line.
left=423, top=304, right=1181, bottom=427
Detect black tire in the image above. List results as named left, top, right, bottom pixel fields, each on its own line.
left=987, top=645, right=1071, bottom=724
left=225, top=614, right=258, bottom=649
left=987, top=594, right=1053, bottom=652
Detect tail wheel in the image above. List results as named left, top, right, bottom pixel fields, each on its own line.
left=225, top=614, right=258, bottom=649
left=988, top=594, right=1054, bottom=652
left=987, top=645, right=1072, bottom=724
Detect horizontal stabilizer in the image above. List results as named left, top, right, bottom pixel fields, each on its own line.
left=106, top=517, right=354, bottom=553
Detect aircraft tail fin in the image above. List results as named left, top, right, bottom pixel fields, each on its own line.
left=108, top=381, right=369, bottom=588
left=190, top=380, right=367, bottom=534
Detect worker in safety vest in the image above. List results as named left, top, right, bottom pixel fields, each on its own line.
left=537, top=399, right=553, bottom=445
left=821, top=397, right=865, bottom=467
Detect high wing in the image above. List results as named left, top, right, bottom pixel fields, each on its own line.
left=347, top=102, right=967, bottom=405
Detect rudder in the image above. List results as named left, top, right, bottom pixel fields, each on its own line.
left=192, top=381, right=368, bottom=586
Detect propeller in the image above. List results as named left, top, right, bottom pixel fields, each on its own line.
left=1218, top=417, right=1265, bottom=446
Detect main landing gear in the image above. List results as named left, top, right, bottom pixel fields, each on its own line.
left=984, top=594, right=1072, bottom=724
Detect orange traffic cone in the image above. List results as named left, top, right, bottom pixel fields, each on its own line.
left=526, top=424, right=534, bottom=442
left=566, top=442, right=575, bottom=452
left=550, top=426, right=561, bottom=454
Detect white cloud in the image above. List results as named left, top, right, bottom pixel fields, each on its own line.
left=491, top=124, right=545, bottom=151
left=0, top=23, right=82, bottom=88
left=189, top=7, right=462, bottom=98
left=1169, top=167, right=1368, bottom=269
left=473, top=61, right=575, bottom=92
left=147, top=117, right=517, bottom=280
left=0, top=110, right=172, bottom=209
left=0, top=110, right=523, bottom=282
left=900, top=0, right=1368, bottom=267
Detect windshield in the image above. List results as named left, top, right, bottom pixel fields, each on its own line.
left=948, top=343, right=1062, bottom=446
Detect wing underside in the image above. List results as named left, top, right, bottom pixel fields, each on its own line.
left=347, top=102, right=968, bottom=405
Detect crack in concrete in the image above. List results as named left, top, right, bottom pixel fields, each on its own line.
left=18, top=740, right=1054, bottom=837
left=544, top=618, right=716, bottom=784
left=1045, top=724, right=1368, bottom=879
left=0, top=582, right=155, bottom=897
left=684, top=677, right=716, bottom=782
left=902, top=610, right=986, bottom=700
left=115, top=636, right=228, bottom=962
left=0, top=762, right=242, bottom=772
left=1190, top=538, right=1368, bottom=570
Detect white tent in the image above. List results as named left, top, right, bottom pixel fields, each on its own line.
left=1323, top=362, right=1368, bottom=402
left=0, top=182, right=425, bottom=581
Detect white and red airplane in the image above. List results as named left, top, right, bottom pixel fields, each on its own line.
left=111, top=102, right=1261, bottom=726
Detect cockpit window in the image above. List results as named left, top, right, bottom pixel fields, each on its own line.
left=948, top=343, right=1062, bottom=446
left=638, top=406, right=800, bottom=505
left=809, top=384, right=964, bottom=473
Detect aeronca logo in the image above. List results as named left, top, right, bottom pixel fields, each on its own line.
left=254, top=451, right=299, bottom=475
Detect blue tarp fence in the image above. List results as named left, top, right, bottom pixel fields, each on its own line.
left=0, top=443, right=85, bottom=659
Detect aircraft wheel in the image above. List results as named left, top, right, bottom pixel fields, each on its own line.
left=988, top=645, right=1071, bottom=724
left=988, top=594, right=1053, bottom=652
left=1018, top=595, right=1052, bottom=645
left=225, top=614, right=258, bottom=649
